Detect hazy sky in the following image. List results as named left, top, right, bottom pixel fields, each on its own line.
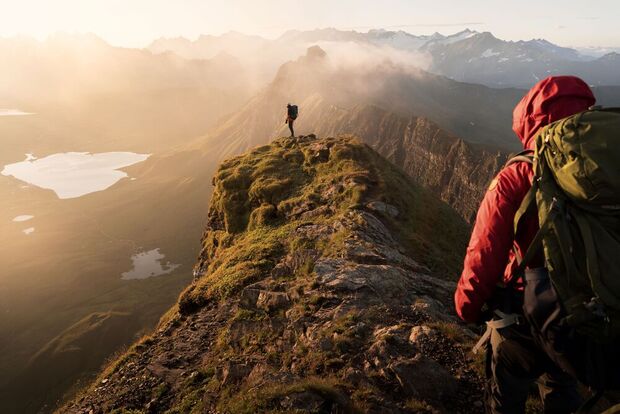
left=0, top=0, right=618, bottom=48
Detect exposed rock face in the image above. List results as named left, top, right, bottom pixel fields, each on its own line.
left=310, top=104, right=506, bottom=222
left=63, top=136, right=482, bottom=413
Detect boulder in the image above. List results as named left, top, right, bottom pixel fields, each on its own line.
left=366, top=201, right=400, bottom=218
left=256, top=291, right=291, bottom=312
left=217, top=362, right=253, bottom=386
left=390, top=354, right=458, bottom=400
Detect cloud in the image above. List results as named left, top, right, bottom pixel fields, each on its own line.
left=307, top=40, right=433, bottom=73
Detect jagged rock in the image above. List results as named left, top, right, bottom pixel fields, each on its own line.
left=366, top=201, right=399, bottom=218
left=412, top=296, right=456, bottom=322
left=256, top=291, right=291, bottom=312
left=322, top=183, right=345, bottom=199
left=314, top=259, right=421, bottom=304
left=343, top=172, right=372, bottom=188
left=299, top=204, right=333, bottom=220
left=294, top=223, right=335, bottom=240
left=409, top=325, right=440, bottom=344
left=239, top=288, right=261, bottom=309
left=271, top=248, right=320, bottom=279
left=365, top=324, right=417, bottom=378
left=307, top=142, right=331, bottom=163
left=217, top=361, right=253, bottom=386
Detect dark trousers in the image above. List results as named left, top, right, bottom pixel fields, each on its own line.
left=486, top=323, right=582, bottom=414
left=287, top=118, right=295, bottom=137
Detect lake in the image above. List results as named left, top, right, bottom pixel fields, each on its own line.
left=13, top=215, right=34, bottom=222
left=2, top=152, right=150, bottom=198
left=121, top=249, right=181, bottom=280
left=0, top=109, right=34, bottom=116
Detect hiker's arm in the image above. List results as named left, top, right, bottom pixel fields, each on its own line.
left=454, top=169, right=523, bottom=323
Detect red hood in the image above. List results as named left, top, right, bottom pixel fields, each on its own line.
left=512, top=76, right=596, bottom=149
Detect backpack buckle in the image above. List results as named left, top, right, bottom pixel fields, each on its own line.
left=584, top=297, right=608, bottom=320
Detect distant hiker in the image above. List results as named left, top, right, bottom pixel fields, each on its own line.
left=455, top=76, right=602, bottom=413
left=286, top=103, right=298, bottom=137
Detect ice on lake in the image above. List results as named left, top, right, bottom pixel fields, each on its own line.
left=121, top=249, right=180, bottom=280
left=1, top=152, right=150, bottom=199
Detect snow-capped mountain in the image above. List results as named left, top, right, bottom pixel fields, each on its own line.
left=148, top=28, right=620, bottom=88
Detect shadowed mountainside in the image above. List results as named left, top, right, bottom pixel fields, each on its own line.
left=63, top=135, right=485, bottom=413
left=205, top=46, right=524, bottom=151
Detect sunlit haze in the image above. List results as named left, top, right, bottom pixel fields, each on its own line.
left=0, top=0, right=618, bottom=48
left=2, top=1, right=620, bottom=412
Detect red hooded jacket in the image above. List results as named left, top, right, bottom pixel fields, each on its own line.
left=454, top=76, right=596, bottom=323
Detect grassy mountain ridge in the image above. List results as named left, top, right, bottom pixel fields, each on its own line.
left=63, top=135, right=484, bottom=413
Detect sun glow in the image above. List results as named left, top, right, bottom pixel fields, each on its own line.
left=0, top=0, right=617, bottom=48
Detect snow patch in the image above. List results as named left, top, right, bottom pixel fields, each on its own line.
left=481, top=49, right=500, bottom=58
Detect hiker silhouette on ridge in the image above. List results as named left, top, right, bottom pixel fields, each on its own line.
left=285, top=103, right=298, bottom=137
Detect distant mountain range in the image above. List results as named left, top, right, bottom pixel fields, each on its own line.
left=149, top=28, right=620, bottom=88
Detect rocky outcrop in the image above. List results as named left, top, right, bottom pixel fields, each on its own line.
left=63, top=136, right=482, bottom=413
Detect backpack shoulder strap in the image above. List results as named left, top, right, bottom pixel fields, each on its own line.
left=504, top=149, right=534, bottom=169
left=486, top=150, right=535, bottom=192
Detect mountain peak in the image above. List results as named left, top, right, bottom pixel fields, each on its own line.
left=305, top=45, right=327, bottom=59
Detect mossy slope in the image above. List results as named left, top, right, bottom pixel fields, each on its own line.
left=182, top=134, right=468, bottom=313
left=63, top=135, right=481, bottom=414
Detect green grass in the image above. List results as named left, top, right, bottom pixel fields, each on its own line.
left=177, top=135, right=468, bottom=315
left=77, top=135, right=471, bottom=412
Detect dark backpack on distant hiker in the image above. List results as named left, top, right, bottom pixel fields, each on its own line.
left=288, top=104, right=298, bottom=120
left=512, top=107, right=620, bottom=392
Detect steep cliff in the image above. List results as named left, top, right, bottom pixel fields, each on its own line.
left=307, top=104, right=505, bottom=222
left=64, top=136, right=484, bottom=413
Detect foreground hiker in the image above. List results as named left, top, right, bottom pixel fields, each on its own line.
left=455, top=76, right=604, bottom=413
left=286, top=103, right=298, bottom=137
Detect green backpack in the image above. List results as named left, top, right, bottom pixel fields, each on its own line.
left=514, top=107, right=620, bottom=390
